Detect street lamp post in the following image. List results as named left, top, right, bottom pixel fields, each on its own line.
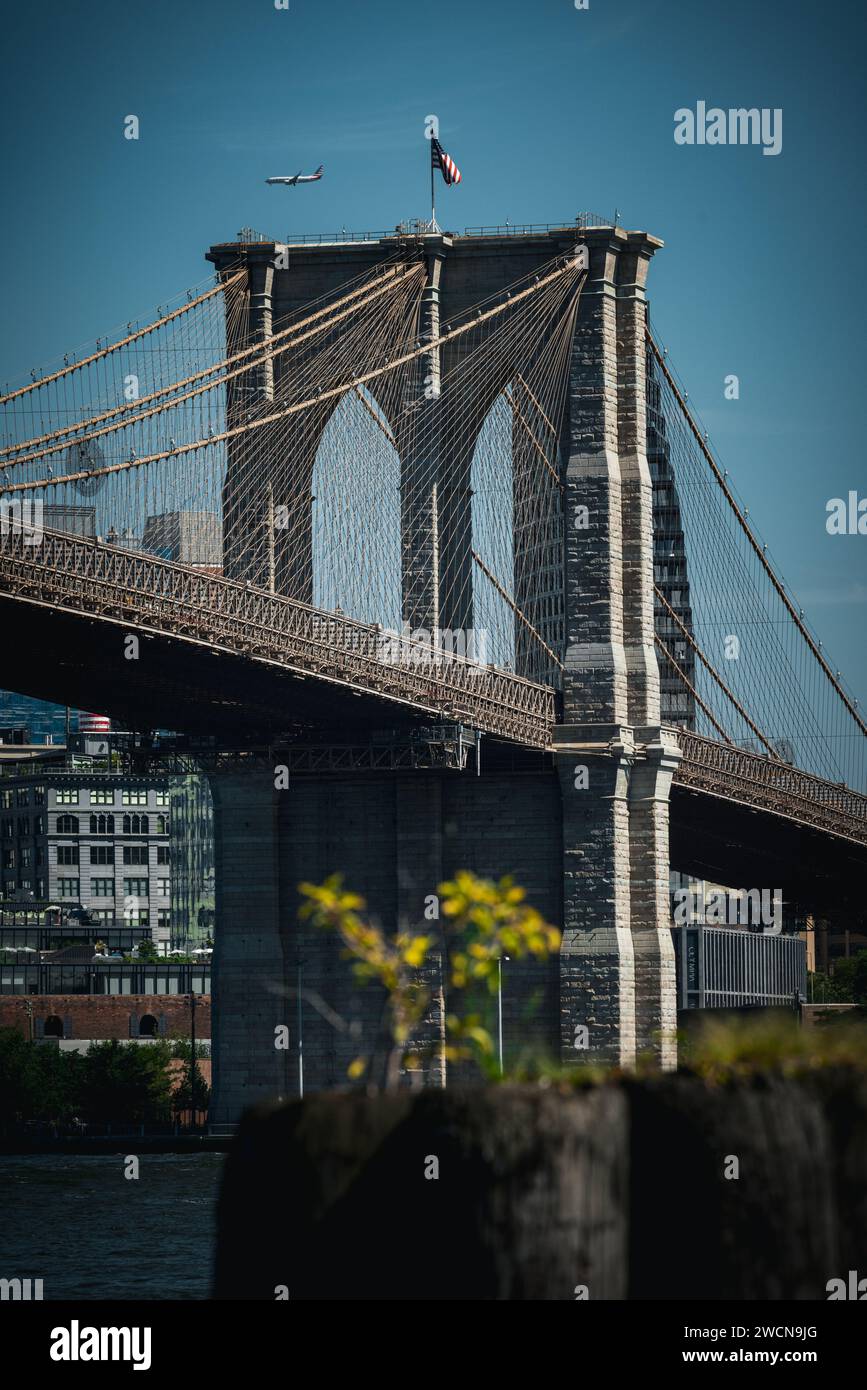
left=497, top=956, right=510, bottom=1076
left=296, top=957, right=305, bottom=1099
left=189, top=988, right=197, bottom=1130
left=288, top=953, right=307, bottom=1099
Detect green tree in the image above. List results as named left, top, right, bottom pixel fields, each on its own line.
left=169, top=1039, right=211, bottom=1121
left=0, top=1028, right=82, bottom=1127
left=827, top=951, right=867, bottom=1005
left=810, top=953, right=867, bottom=1005
left=0, top=1028, right=39, bottom=1125
left=81, top=1040, right=173, bottom=1124
left=171, top=1067, right=211, bottom=1120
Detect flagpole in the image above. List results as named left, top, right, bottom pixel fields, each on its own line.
left=430, top=146, right=436, bottom=231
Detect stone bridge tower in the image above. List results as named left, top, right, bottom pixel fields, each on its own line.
left=205, top=223, right=680, bottom=1124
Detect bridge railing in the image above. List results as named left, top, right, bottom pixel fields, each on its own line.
left=274, top=217, right=617, bottom=246
left=0, top=529, right=556, bottom=747
left=463, top=215, right=615, bottom=237
left=675, top=730, right=867, bottom=844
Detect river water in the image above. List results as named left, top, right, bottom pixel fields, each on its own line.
left=0, top=1154, right=225, bottom=1300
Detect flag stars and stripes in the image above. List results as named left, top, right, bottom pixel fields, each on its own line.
left=431, top=137, right=462, bottom=185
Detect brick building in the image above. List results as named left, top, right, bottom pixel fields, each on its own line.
left=0, top=993, right=210, bottom=1043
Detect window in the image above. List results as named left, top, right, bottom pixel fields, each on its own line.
left=89, top=845, right=114, bottom=865
left=36, top=846, right=44, bottom=866
left=2, top=819, right=13, bottom=838
left=156, top=847, right=170, bottom=865
left=57, top=788, right=79, bottom=805
left=16, top=789, right=29, bottom=807
left=88, top=908, right=113, bottom=923
left=57, top=878, right=80, bottom=898
left=0, top=791, right=12, bottom=810
left=90, top=814, right=114, bottom=835
left=34, top=815, right=44, bottom=835
left=91, top=879, right=114, bottom=897
left=157, top=908, right=171, bottom=927
left=56, top=846, right=79, bottom=865
left=43, top=1015, right=64, bottom=1038
left=138, top=1014, right=159, bottom=1037
left=124, top=909, right=150, bottom=926
left=35, top=878, right=45, bottom=898
left=56, top=815, right=78, bottom=835
left=18, top=817, right=30, bottom=835
left=2, top=849, right=13, bottom=869
left=123, top=814, right=148, bottom=835
left=20, top=847, right=32, bottom=868
left=19, top=878, right=31, bottom=892
left=154, top=791, right=169, bottom=807
left=155, top=815, right=168, bottom=835
left=155, top=878, right=170, bottom=896
left=90, top=788, right=114, bottom=805
left=33, top=785, right=45, bottom=804
left=123, top=846, right=148, bottom=866
left=122, top=790, right=148, bottom=806
left=124, top=878, right=149, bottom=898
left=3, top=881, right=16, bottom=897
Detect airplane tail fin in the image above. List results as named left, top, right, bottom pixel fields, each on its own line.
left=315, top=164, right=324, bottom=175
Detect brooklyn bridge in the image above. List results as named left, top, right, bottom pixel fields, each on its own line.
left=1, top=217, right=864, bottom=1122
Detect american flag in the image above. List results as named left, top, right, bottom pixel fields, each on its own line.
left=431, top=137, right=462, bottom=186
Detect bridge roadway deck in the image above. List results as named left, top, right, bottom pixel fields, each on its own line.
left=1, top=529, right=865, bottom=847
left=0, top=528, right=554, bottom=747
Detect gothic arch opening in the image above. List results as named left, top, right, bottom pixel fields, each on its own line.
left=469, top=379, right=564, bottom=682
left=311, top=385, right=402, bottom=631
left=470, top=390, right=515, bottom=672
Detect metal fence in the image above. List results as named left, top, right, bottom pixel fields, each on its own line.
left=672, top=924, right=806, bottom=1010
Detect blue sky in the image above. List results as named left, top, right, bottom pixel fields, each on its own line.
left=2, top=0, right=865, bottom=704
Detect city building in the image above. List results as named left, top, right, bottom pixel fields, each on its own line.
left=141, top=510, right=222, bottom=569
left=0, top=743, right=172, bottom=948
left=170, top=774, right=215, bottom=949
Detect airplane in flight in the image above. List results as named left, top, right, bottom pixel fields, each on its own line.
left=265, top=164, right=324, bottom=187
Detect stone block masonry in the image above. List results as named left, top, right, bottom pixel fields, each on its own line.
left=209, top=757, right=563, bottom=1123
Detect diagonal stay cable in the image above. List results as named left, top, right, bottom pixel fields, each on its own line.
left=654, top=583, right=781, bottom=758
left=2, top=257, right=585, bottom=494
left=647, top=327, right=867, bottom=741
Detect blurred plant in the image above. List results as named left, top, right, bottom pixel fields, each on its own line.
left=298, top=870, right=560, bottom=1088
left=677, top=1010, right=867, bottom=1084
